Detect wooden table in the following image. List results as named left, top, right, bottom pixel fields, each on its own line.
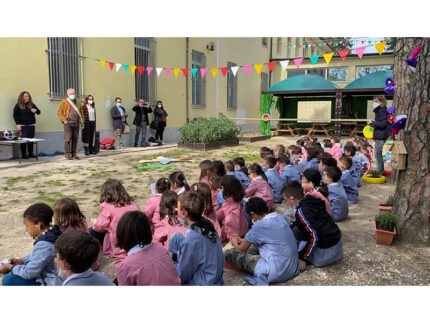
left=0, top=138, right=44, bottom=164
left=274, top=122, right=300, bottom=137
left=342, top=121, right=366, bottom=137
left=306, top=123, right=332, bottom=137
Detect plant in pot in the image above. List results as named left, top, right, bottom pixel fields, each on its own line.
left=362, top=170, right=386, bottom=184
left=375, top=212, right=398, bottom=246
left=378, top=194, right=394, bottom=214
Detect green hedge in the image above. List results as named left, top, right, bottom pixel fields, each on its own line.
left=179, top=114, right=241, bottom=144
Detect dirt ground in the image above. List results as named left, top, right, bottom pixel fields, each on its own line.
left=0, top=136, right=429, bottom=286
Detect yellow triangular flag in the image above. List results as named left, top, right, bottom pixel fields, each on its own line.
left=174, top=68, right=181, bottom=78
left=323, top=52, right=334, bottom=64
left=100, top=60, right=106, bottom=69
left=374, top=41, right=386, bottom=55
left=210, top=67, right=218, bottom=78
left=130, top=65, right=137, bottom=74
left=254, top=64, right=263, bottom=74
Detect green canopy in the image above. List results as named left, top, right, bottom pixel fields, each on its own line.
left=344, top=70, right=393, bottom=89
left=264, top=74, right=339, bottom=93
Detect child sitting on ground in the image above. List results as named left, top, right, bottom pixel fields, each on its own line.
left=145, top=177, right=171, bottom=229
left=273, top=144, right=286, bottom=174
left=115, top=211, right=181, bottom=286
left=330, top=137, right=343, bottom=160
left=344, top=144, right=362, bottom=187
left=53, top=198, right=99, bottom=270
left=245, top=163, right=274, bottom=210
left=262, top=155, right=283, bottom=203
left=259, top=147, right=273, bottom=172
left=279, top=153, right=301, bottom=185
left=318, top=152, right=338, bottom=181
left=0, top=203, right=63, bottom=286
left=152, top=191, right=186, bottom=250
left=232, top=157, right=251, bottom=189
left=225, top=160, right=250, bottom=189
left=168, top=191, right=224, bottom=285
left=216, top=175, right=248, bottom=243
left=303, top=146, right=322, bottom=172
left=199, top=161, right=219, bottom=212
left=90, top=179, right=140, bottom=263
left=169, top=171, right=190, bottom=196
left=301, top=169, right=331, bottom=215
left=323, top=166, right=349, bottom=222
left=338, top=157, right=359, bottom=204
left=225, top=197, right=300, bottom=286
left=54, top=231, right=113, bottom=286
left=360, top=143, right=372, bottom=175
left=322, top=138, right=332, bottom=152
left=282, top=181, right=343, bottom=269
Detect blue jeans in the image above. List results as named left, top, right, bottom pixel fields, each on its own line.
left=2, top=274, right=40, bottom=286
left=374, top=140, right=385, bottom=174
left=168, top=232, right=185, bottom=255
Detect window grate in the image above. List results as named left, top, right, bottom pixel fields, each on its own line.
left=227, top=62, right=238, bottom=109
left=192, top=50, right=206, bottom=106
left=134, top=37, right=156, bottom=102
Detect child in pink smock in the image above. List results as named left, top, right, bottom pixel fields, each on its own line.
left=169, top=171, right=190, bottom=196
left=115, top=210, right=181, bottom=286
left=198, top=160, right=219, bottom=212
left=90, top=179, right=140, bottom=263
left=301, top=169, right=331, bottom=214
left=145, top=178, right=171, bottom=230
left=245, top=163, right=274, bottom=210
left=330, top=137, right=343, bottom=160
left=152, top=190, right=186, bottom=250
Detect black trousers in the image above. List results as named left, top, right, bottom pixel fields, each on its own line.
left=20, top=125, right=35, bottom=156
left=155, top=123, right=166, bottom=141
left=89, top=227, right=106, bottom=246
left=89, top=121, right=96, bottom=152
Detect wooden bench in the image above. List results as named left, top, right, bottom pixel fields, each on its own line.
left=305, top=123, right=332, bottom=137
left=342, top=121, right=366, bottom=137
left=274, top=122, right=300, bottom=137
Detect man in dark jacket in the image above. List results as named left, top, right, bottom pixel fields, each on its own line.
left=132, top=99, right=152, bottom=147
left=111, top=97, right=128, bottom=149
left=281, top=181, right=343, bottom=270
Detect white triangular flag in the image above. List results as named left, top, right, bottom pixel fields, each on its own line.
left=156, top=67, right=163, bottom=76
left=231, top=66, right=240, bottom=77
left=279, top=60, right=290, bottom=71
left=115, top=63, right=122, bottom=72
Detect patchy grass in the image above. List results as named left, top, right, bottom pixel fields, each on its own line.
left=6, top=175, right=36, bottom=186
left=44, top=180, right=67, bottom=187
left=35, top=192, right=85, bottom=205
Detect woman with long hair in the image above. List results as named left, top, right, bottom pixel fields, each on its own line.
left=154, top=100, right=168, bottom=144
left=81, top=94, right=97, bottom=155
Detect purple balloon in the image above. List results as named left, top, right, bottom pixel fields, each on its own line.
left=387, top=106, right=395, bottom=114
left=392, top=118, right=407, bottom=129
left=405, top=57, right=417, bottom=68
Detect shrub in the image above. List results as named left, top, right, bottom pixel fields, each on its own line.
left=376, top=212, right=398, bottom=232
left=370, top=170, right=382, bottom=178
left=179, top=114, right=241, bottom=144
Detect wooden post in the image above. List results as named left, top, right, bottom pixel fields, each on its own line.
left=334, top=90, right=342, bottom=138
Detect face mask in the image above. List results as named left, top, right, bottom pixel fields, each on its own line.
left=58, top=269, right=67, bottom=280
left=373, top=102, right=381, bottom=109
left=68, top=95, right=75, bottom=100
left=178, top=218, right=186, bottom=226
left=274, top=151, right=279, bottom=158
left=116, top=103, right=121, bottom=107
left=157, top=104, right=161, bottom=108
left=88, top=100, right=93, bottom=104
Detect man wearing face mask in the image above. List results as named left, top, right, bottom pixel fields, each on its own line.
left=111, top=97, right=128, bottom=149
left=132, top=99, right=152, bottom=147
left=57, top=88, right=84, bottom=160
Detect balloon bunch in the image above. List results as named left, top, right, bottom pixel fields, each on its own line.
left=405, top=46, right=421, bottom=72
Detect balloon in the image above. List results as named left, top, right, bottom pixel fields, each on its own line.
left=363, top=125, right=374, bottom=139
left=387, top=106, right=395, bottom=114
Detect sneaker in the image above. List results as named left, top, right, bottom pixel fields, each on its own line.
left=74, top=155, right=81, bottom=160
left=134, top=143, right=138, bottom=147
left=161, top=141, right=166, bottom=145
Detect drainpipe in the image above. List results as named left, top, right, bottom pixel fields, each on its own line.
left=269, top=37, right=273, bottom=87
left=186, top=37, right=189, bottom=123
left=216, top=37, right=219, bottom=118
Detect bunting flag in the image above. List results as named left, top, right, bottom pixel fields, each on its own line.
left=130, top=65, right=137, bottom=74
left=146, top=67, right=153, bottom=75
left=123, top=64, right=129, bottom=72
left=100, top=60, right=106, bottom=69
left=243, top=65, right=252, bottom=75
left=173, top=68, right=180, bottom=78
left=200, top=68, right=207, bottom=78
left=279, top=60, right=289, bottom=71
left=220, top=67, right=229, bottom=77
left=115, top=63, right=122, bottom=72
left=210, top=67, right=218, bottom=78
left=108, top=62, right=114, bottom=70
left=374, top=41, right=386, bottom=55
left=309, top=55, right=320, bottom=65
left=191, top=68, right=198, bottom=77
left=294, top=58, right=304, bottom=68
left=355, top=46, right=366, bottom=59
left=231, top=66, right=239, bottom=76
left=254, top=64, right=263, bottom=74
left=165, top=68, right=172, bottom=77
left=338, top=49, right=349, bottom=61
left=156, top=67, right=163, bottom=76
left=267, top=61, right=277, bottom=72
left=138, top=66, right=144, bottom=75
left=182, top=68, right=189, bottom=77
left=323, top=52, right=334, bottom=64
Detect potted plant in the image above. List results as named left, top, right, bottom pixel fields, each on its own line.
left=375, top=212, right=398, bottom=246
left=362, top=170, right=386, bottom=184
left=378, top=194, right=394, bottom=214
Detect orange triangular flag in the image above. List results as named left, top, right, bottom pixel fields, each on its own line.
left=323, top=52, right=334, bottom=64
left=210, top=67, right=218, bottom=78
left=374, top=41, right=386, bottom=55
left=130, top=65, right=137, bottom=75
left=174, top=68, right=181, bottom=78
left=100, top=60, right=106, bottom=69
left=254, top=64, right=263, bottom=74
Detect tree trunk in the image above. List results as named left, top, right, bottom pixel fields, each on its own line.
left=392, top=37, right=430, bottom=244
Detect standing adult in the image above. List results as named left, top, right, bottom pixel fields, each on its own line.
left=13, top=91, right=41, bottom=159
left=57, top=88, right=84, bottom=160
left=154, top=100, right=168, bottom=144
left=368, top=95, right=391, bottom=174
left=111, top=97, right=128, bottom=149
left=132, top=99, right=152, bottom=147
left=82, top=94, right=97, bottom=155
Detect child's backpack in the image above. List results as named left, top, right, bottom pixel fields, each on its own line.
left=100, top=138, right=115, bottom=150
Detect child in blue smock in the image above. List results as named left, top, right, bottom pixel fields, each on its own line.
left=303, top=146, right=322, bottom=172
left=344, top=144, right=362, bottom=187
left=279, top=153, right=301, bottom=185
left=259, top=147, right=273, bottom=172
left=224, top=197, right=300, bottom=285
left=262, top=155, right=283, bottom=203
left=338, top=157, right=358, bottom=204
left=324, top=166, right=349, bottom=222
left=225, top=159, right=250, bottom=189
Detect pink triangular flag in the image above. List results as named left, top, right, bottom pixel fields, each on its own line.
left=200, top=68, right=207, bottom=78
left=243, top=65, right=252, bottom=75
left=355, top=46, right=366, bottom=59
left=294, top=58, right=304, bottom=68
left=146, top=67, right=153, bottom=75
left=165, top=68, right=171, bottom=77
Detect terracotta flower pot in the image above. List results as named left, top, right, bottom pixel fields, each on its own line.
left=374, top=217, right=396, bottom=246
left=378, top=205, right=393, bottom=214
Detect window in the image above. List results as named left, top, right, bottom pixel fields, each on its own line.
left=328, top=67, right=348, bottom=81
left=135, top=37, right=156, bottom=102
left=307, top=68, right=326, bottom=78
left=276, top=37, right=281, bottom=54
left=192, top=50, right=206, bottom=106
left=262, top=37, right=268, bottom=47
left=356, top=65, right=393, bottom=78
left=227, top=62, right=238, bottom=109
left=287, top=69, right=306, bottom=78
left=261, top=72, right=269, bottom=92
left=47, top=37, right=81, bottom=99
left=287, top=38, right=292, bottom=57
